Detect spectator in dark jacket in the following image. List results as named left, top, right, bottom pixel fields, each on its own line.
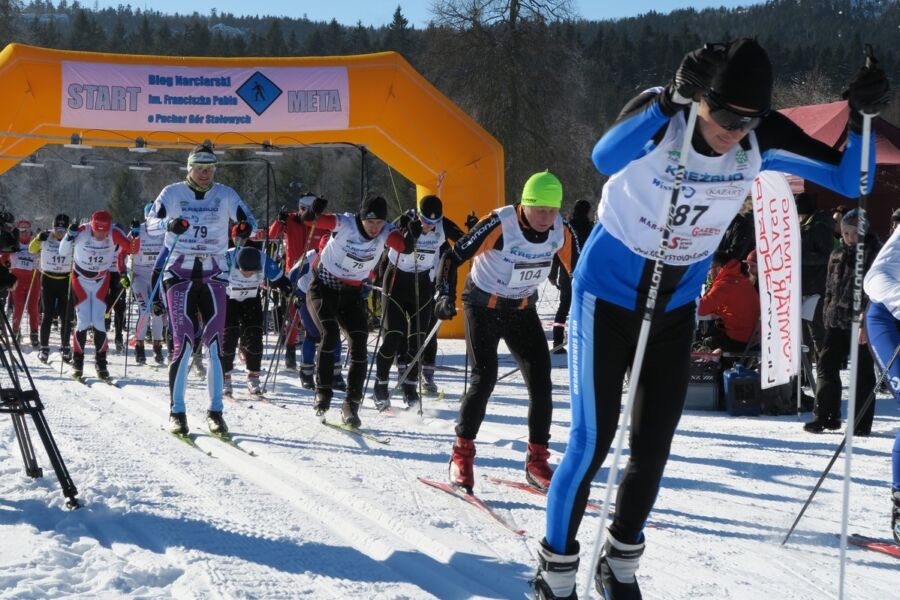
left=549, top=199, right=593, bottom=353
left=805, top=209, right=881, bottom=435
left=796, top=191, right=834, bottom=363
left=716, top=196, right=755, bottom=262
left=698, top=252, right=760, bottom=352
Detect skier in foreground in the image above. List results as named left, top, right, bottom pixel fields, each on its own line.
left=532, top=39, right=890, bottom=600
left=863, top=224, right=900, bottom=544
left=435, top=170, right=579, bottom=493
left=147, top=144, right=257, bottom=436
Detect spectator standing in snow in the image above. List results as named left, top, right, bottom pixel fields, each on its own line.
left=804, top=209, right=881, bottom=435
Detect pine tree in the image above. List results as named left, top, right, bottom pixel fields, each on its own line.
left=382, top=6, right=411, bottom=57
left=265, top=19, right=287, bottom=56
left=0, top=0, right=21, bottom=49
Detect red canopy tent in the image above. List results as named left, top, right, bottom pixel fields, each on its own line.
left=778, top=100, right=900, bottom=238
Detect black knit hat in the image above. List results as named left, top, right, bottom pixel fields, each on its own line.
left=709, top=38, right=773, bottom=114
left=419, top=195, right=443, bottom=223
left=794, top=192, right=816, bottom=216
left=359, top=196, right=388, bottom=221
left=54, top=213, right=70, bottom=228
left=572, top=199, right=592, bottom=218
left=236, top=247, right=262, bottom=272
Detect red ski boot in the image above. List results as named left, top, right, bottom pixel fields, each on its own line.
left=449, top=437, right=476, bottom=492
left=526, top=442, right=554, bottom=491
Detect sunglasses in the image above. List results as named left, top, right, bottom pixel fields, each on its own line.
left=705, top=92, right=769, bottom=132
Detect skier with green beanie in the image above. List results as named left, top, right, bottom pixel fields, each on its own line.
left=434, top=170, right=580, bottom=492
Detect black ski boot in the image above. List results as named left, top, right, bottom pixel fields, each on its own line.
left=115, top=335, right=124, bottom=354
left=30, top=331, right=39, bottom=350
left=299, top=363, right=315, bottom=390
left=284, top=344, right=297, bottom=370
left=169, top=412, right=188, bottom=435
left=422, top=363, right=439, bottom=396
left=893, top=487, right=900, bottom=545
left=333, top=369, right=347, bottom=392
left=72, top=352, right=85, bottom=378
left=153, top=341, right=165, bottom=365
left=61, top=346, right=73, bottom=363
left=531, top=538, right=579, bottom=600
left=314, top=388, right=332, bottom=417
left=134, top=341, right=147, bottom=365
left=96, top=351, right=110, bottom=380
left=372, top=381, right=390, bottom=411
left=552, top=324, right=567, bottom=355
left=207, top=410, right=228, bottom=434
left=38, top=346, right=49, bottom=363
left=595, top=531, right=645, bottom=599
left=341, top=398, right=362, bottom=428
left=402, top=382, right=420, bottom=409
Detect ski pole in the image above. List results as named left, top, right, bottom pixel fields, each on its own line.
left=385, top=318, right=443, bottom=403
left=413, top=236, right=423, bottom=415
left=104, top=284, right=127, bottom=320
left=838, top=47, right=876, bottom=599
left=496, top=341, right=567, bottom=383
left=363, top=266, right=397, bottom=398
left=123, top=284, right=134, bottom=378
left=60, top=248, right=76, bottom=377
left=583, top=99, right=700, bottom=599
left=19, top=267, right=38, bottom=341
left=782, top=340, right=900, bottom=546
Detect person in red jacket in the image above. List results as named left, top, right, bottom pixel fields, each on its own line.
left=7, top=220, right=40, bottom=347
left=268, top=188, right=330, bottom=370
left=698, top=251, right=760, bottom=352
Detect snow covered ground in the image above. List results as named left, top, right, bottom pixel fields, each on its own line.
left=0, top=288, right=898, bottom=599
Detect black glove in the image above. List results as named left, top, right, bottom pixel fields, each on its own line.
left=302, top=196, right=327, bottom=222
left=232, top=221, right=252, bottom=240
left=434, top=295, right=457, bottom=321
left=465, top=211, right=479, bottom=231
left=120, top=274, right=131, bottom=289
left=407, top=218, right=423, bottom=239
left=167, top=217, right=190, bottom=234
left=38, top=230, right=49, bottom=242
left=671, top=44, right=725, bottom=104
left=275, top=275, right=293, bottom=295
left=278, top=207, right=289, bottom=224
left=845, top=62, right=891, bottom=117
left=152, top=298, right=166, bottom=316
left=66, top=224, right=79, bottom=239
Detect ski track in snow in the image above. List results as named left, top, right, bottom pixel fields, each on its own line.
left=1, top=286, right=899, bottom=599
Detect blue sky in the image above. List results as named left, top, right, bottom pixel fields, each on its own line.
left=96, top=1, right=767, bottom=27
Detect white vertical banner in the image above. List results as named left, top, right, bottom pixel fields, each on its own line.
left=753, top=171, right=801, bottom=389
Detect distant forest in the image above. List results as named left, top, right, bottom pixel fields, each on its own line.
left=0, top=0, right=897, bottom=226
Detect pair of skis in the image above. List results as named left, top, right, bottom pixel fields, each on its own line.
left=170, top=429, right=257, bottom=457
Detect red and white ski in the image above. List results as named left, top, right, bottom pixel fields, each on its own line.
left=848, top=534, right=900, bottom=558
left=418, top=477, right=526, bottom=536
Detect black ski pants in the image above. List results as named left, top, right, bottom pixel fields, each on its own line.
left=814, top=326, right=875, bottom=431
left=375, top=266, right=435, bottom=382
left=39, top=274, right=73, bottom=349
left=307, top=276, right=369, bottom=401
left=222, top=296, right=264, bottom=373
left=456, top=304, right=553, bottom=444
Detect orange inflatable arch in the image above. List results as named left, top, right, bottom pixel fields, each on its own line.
left=0, top=44, right=505, bottom=337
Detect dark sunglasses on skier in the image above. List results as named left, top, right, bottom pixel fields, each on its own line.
left=705, top=90, right=769, bottom=131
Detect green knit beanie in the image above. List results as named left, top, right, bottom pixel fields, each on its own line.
left=521, top=170, right=563, bottom=209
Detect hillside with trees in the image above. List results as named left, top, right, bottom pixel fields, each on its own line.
left=0, top=0, right=896, bottom=225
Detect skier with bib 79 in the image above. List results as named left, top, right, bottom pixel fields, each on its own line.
left=146, top=144, right=257, bottom=436
left=531, top=39, right=890, bottom=600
